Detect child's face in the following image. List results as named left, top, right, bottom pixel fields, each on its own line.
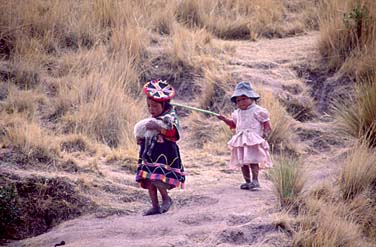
left=236, top=95, right=254, bottom=110
left=147, top=98, right=164, bottom=117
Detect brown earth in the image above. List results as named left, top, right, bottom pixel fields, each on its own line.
left=5, top=32, right=351, bottom=247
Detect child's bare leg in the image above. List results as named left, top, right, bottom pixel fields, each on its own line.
left=250, top=163, right=261, bottom=190
left=157, top=187, right=172, bottom=213
left=157, top=187, right=169, bottom=201
left=144, top=181, right=161, bottom=215
left=241, top=165, right=251, bottom=183
left=148, top=184, right=159, bottom=208
left=240, top=165, right=252, bottom=190
left=250, top=163, right=259, bottom=182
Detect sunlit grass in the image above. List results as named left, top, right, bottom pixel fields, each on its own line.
left=318, top=0, right=376, bottom=78
left=339, top=141, right=376, bottom=200
left=269, top=155, right=305, bottom=207
left=334, top=76, right=376, bottom=147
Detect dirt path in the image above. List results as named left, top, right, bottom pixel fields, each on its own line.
left=9, top=32, right=346, bottom=247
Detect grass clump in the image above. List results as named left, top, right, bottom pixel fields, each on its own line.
left=60, top=134, right=92, bottom=153
left=293, top=142, right=376, bottom=245
left=269, top=155, right=305, bottom=208
left=318, top=0, right=376, bottom=79
left=293, top=198, right=366, bottom=247
left=334, top=76, right=376, bottom=147
left=339, top=141, right=376, bottom=200
left=0, top=115, right=59, bottom=164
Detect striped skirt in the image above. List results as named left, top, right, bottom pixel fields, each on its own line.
left=135, top=139, right=185, bottom=189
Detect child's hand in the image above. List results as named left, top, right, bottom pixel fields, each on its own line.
left=217, top=114, right=226, bottom=121
left=217, top=114, right=236, bottom=129
left=136, top=137, right=144, bottom=145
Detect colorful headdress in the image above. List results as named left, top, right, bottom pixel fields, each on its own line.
left=143, top=79, right=175, bottom=102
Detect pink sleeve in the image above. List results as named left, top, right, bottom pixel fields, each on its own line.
left=254, top=107, right=270, bottom=123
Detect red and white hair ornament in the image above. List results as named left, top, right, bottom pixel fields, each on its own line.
left=143, top=79, right=175, bottom=102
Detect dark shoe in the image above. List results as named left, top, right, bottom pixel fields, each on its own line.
left=249, top=181, right=261, bottom=191
left=161, top=197, right=172, bottom=213
left=143, top=207, right=161, bottom=216
left=240, top=182, right=251, bottom=190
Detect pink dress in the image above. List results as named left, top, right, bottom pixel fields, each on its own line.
left=228, top=103, right=273, bottom=169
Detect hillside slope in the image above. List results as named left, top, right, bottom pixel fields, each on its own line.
left=6, top=32, right=350, bottom=247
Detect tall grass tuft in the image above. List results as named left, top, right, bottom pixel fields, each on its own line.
left=4, top=87, right=45, bottom=120
left=318, top=0, right=376, bottom=78
left=293, top=142, right=376, bottom=245
left=1, top=115, right=59, bottom=163
left=334, top=76, right=376, bottom=147
left=293, top=198, right=365, bottom=247
left=269, top=155, right=305, bottom=208
left=345, top=193, right=376, bottom=241
left=62, top=71, right=143, bottom=148
left=175, top=0, right=318, bottom=40
left=339, top=141, right=376, bottom=200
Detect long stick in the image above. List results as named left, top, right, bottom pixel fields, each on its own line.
left=171, top=102, right=219, bottom=116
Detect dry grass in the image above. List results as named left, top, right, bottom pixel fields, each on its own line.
left=0, top=0, right=317, bottom=153
left=198, top=64, right=233, bottom=113
left=186, top=112, right=219, bottom=148
left=292, top=142, right=376, bottom=245
left=61, top=71, right=143, bottom=148
left=59, top=134, right=94, bottom=153
left=293, top=198, right=366, bottom=247
left=345, top=193, right=376, bottom=241
left=0, top=0, right=322, bottom=242
left=0, top=113, right=59, bottom=163
left=272, top=211, right=295, bottom=237
left=318, top=0, right=376, bottom=79
left=269, top=155, right=305, bottom=208
left=309, top=5, right=376, bottom=243
left=0, top=173, right=96, bottom=241
left=3, top=86, right=45, bottom=120
left=333, top=76, right=376, bottom=147
left=260, top=90, right=298, bottom=154
left=175, top=0, right=318, bottom=40
left=279, top=84, right=317, bottom=122
left=339, top=141, right=376, bottom=200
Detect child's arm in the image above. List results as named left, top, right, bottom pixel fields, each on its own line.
left=160, top=127, right=177, bottom=138
left=217, top=114, right=236, bottom=129
left=146, top=121, right=178, bottom=139
left=262, top=121, right=272, bottom=138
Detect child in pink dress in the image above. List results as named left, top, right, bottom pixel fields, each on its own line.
left=218, top=81, right=272, bottom=190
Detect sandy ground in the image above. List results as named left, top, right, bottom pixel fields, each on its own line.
left=7, top=32, right=349, bottom=247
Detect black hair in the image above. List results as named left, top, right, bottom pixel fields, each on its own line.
left=232, top=96, right=259, bottom=104
left=163, top=100, right=172, bottom=112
